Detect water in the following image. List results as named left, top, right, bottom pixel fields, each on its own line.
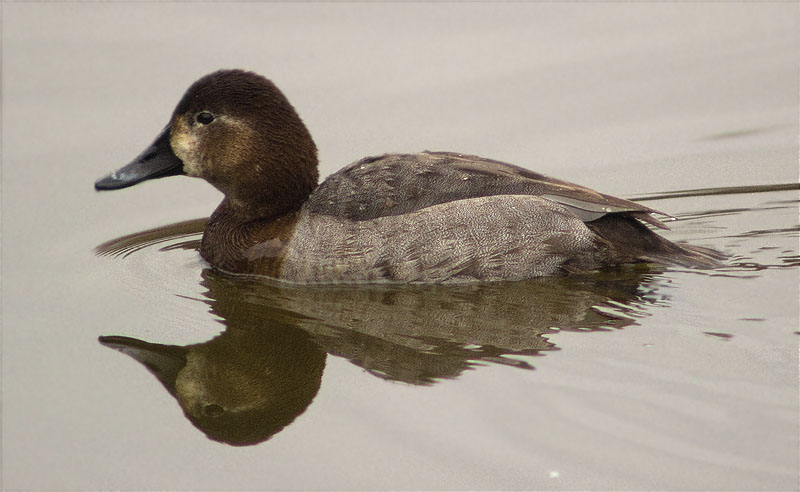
left=2, top=3, right=798, bottom=490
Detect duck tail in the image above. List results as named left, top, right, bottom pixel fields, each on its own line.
left=586, top=214, right=726, bottom=270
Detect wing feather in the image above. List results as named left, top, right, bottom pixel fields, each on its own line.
left=306, top=151, right=668, bottom=227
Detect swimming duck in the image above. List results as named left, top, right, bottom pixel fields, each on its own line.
left=95, top=69, right=721, bottom=282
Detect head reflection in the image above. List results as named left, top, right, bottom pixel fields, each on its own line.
left=101, top=322, right=325, bottom=446
left=101, top=266, right=660, bottom=446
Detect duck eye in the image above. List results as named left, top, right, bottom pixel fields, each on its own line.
left=196, top=112, right=215, bottom=125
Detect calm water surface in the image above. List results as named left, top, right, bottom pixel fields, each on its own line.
left=2, top=3, right=798, bottom=491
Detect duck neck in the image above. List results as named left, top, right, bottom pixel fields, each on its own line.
left=223, top=195, right=305, bottom=223
left=219, top=125, right=320, bottom=222
left=201, top=197, right=303, bottom=275
left=221, top=153, right=319, bottom=222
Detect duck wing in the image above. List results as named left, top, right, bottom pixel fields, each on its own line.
left=307, top=151, right=669, bottom=228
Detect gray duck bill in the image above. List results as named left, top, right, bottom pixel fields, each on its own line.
left=95, top=124, right=184, bottom=190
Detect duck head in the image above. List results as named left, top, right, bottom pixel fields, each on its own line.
left=95, top=70, right=319, bottom=218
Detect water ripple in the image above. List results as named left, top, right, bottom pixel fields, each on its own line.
left=95, top=218, right=205, bottom=258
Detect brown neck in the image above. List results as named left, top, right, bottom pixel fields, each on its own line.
left=221, top=138, right=319, bottom=222
left=223, top=194, right=305, bottom=223
left=200, top=199, right=302, bottom=276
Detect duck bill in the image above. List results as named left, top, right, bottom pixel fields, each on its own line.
left=99, top=335, right=187, bottom=396
left=95, top=124, right=185, bottom=190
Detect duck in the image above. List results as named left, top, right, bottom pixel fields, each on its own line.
left=95, top=69, right=722, bottom=283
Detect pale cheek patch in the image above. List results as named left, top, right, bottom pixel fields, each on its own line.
left=170, top=121, right=202, bottom=177
left=174, top=352, right=205, bottom=409
left=169, top=115, right=256, bottom=182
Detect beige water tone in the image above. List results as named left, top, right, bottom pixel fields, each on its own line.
left=3, top=3, right=798, bottom=490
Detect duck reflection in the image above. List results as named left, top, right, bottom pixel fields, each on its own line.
left=100, top=260, right=661, bottom=446
left=98, top=220, right=664, bottom=445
